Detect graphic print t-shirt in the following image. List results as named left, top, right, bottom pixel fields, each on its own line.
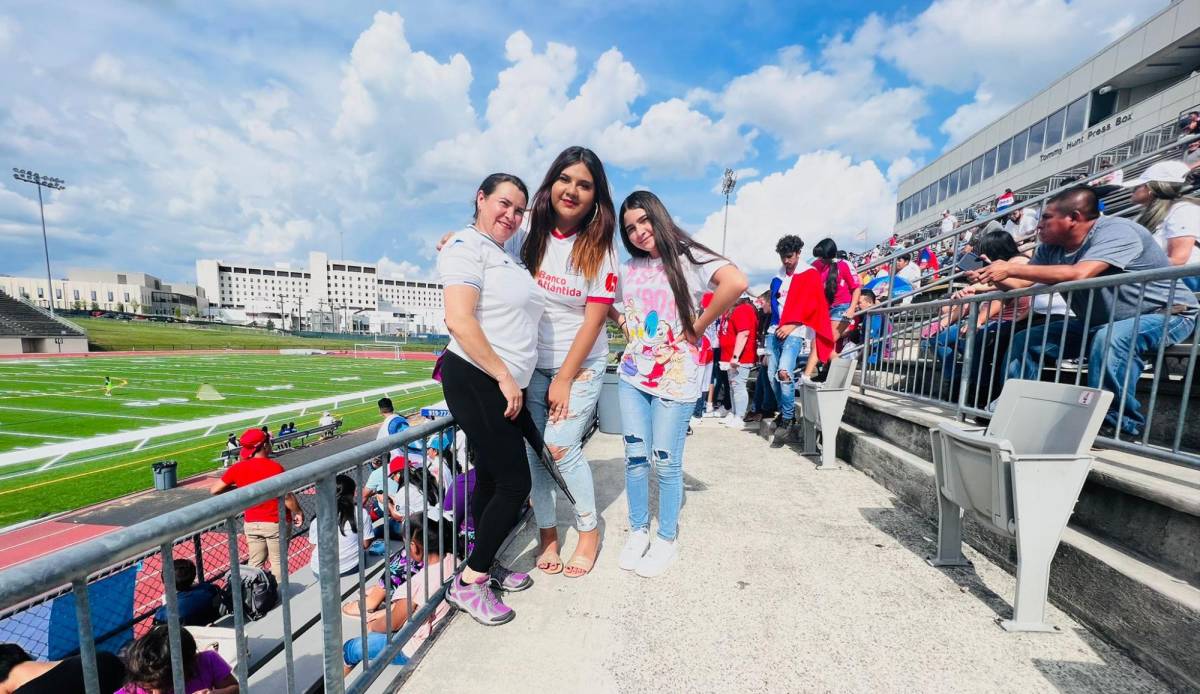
left=617, top=251, right=729, bottom=402
left=533, top=231, right=618, bottom=368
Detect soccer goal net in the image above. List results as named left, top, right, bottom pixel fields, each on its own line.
left=354, top=343, right=401, bottom=359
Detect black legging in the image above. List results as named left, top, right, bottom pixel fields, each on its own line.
left=440, top=350, right=534, bottom=573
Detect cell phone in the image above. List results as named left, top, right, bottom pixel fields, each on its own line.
left=956, top=252, right=988, bottom=272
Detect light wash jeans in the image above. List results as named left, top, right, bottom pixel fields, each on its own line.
left=765, top=331, right=808, bottom=422
left=525, top=355, right=605, bottom=532
left=1004, top=313, right=1197, bottom=435
left=726, top=363, right=750, bottom=417
left=619, top=380, right=693, bottom=541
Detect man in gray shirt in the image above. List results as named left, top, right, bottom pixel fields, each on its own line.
left=970, top=186, right=1197, bottom=437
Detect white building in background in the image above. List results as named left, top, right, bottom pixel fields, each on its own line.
left=895, top=0, right=1200, bottom=237
left=0, top=270, right=209, bottom=317
left=195, top=251, right=445, bottom=335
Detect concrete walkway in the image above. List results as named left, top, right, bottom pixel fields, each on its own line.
left=403, top=421, right=1169, bottom=693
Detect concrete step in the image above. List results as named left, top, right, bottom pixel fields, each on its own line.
left=843, top=390, right=1200, bottom=586
left=832, top=419, right=1200, bottom=692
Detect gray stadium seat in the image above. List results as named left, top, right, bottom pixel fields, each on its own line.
left=798, top=357, right=857, bottom=470
left=928, top=379, right=1111, bottom=632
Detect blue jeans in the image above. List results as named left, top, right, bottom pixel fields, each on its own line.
left=752, top=363, right=777, bottom=414
left=765, top=331, right=807, bottom=421
left=343, top=633, right=408, bottom=668
left=1004, top=314, right=1197, bottom=435
left=924, top=327, right=965, bottom=380
left=525, top=356, right=604, bottom=532
left=726, top=363, right=750, bottom=417
left=619, top=380, right=693, bottom=541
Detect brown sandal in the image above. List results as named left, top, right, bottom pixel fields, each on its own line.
left=536, top=547, right=563, bottom=575
left=563, top=554, right=595, bottom=578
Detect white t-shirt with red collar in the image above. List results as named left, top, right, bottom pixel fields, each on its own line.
left=532, top=230, right=618, bottom=369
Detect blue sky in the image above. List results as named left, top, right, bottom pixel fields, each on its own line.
left=0, top=0, right=1167, bottom=287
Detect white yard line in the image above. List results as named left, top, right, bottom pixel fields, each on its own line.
left=0, top=431, right=79, bottom=441
left=0, top=404, right=181, bottom=423
left=0, top=379, right=438, bottom=468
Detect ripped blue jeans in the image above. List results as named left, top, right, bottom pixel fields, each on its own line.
left=618, top=380, right=693, bottom=541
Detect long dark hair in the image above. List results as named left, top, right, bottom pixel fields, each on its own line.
left=977, top=229, right=1022, bottom=262
left=472, top=173, right=529, bottom=223
left=522, top=146, right=616, bottom=281
left=334, top=474, right=359, bottom=537
left=618, top=190, right=725, bottom=342
left=125, top=624, right=198, bottom=690
left=813, top=238, right=839, bottom=302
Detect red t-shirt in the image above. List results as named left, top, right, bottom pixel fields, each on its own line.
left=221, top=458, right=287, bottom=523
left=718, top=303, right=758, bottom=365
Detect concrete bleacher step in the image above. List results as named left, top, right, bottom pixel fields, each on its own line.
left=829, top=416, right=1200, bottom=692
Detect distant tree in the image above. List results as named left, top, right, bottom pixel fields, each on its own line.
left=266, top=319, right=275, bottom=331
left=173, top=305, right=182, bottom=318
left=130, top=300, right=141, bottom=314
left=72, top=300, right=83, bottom=310
left=89, top=301, right=99, bottom=311
left=116, top=302, right=125, bottom=313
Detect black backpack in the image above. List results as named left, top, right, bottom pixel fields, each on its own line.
left=220, top=565, right=279, bottom=621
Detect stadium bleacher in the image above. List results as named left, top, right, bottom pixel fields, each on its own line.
left=0, top=291, right=88, bottom=354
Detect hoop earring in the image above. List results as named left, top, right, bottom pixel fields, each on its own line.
left=587, top=204, right=599, bottom=228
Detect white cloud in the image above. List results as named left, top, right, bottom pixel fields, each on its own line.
left=332, top=11, right=476, bottom=165
left=708, top=19, right=929, bottom=160
left=693, top=151, right=896, bottom=277
left=376, top=256, right=425, bottom=280
left=881, top=0, right=1168, bottom=143
left=597, top=99, right=751, bottom=176
left=0, top=16, right=15, bottom=52
left=939, top=88, right=1010, bottom=147
left=89, top=52, right=168, bottom=99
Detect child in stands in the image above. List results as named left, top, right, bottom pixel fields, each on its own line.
left=120, top=625, right=237, bottom=694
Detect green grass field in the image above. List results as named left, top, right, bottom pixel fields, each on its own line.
left=0, top=353, right=444, bottom=525
left=71, top=317, right=445, bottom=352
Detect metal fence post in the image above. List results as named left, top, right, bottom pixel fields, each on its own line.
left=956, top=303, right=979, bottom=420
left=315, top=474, right=346, bottom=694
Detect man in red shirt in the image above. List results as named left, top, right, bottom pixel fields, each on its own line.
left=718, top=298, right=758, bottom=428
left=211, top=428, right=304, bottom=582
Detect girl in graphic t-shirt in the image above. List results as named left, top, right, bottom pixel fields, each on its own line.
left=514, top=147, right=619, bottom=578
left=611, top=191, right=747, bottom=577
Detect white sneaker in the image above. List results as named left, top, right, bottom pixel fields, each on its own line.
left=721, top=414, right=742, bottom=429
left=618, top=529, right=651, bottom=571
left=635, top=536, right=678, bottom=578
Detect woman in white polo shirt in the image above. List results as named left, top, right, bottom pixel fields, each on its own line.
left=438, top=173, right=544, bottom=626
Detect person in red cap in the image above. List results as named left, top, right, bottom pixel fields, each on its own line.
left=211, top=427, right=304, bottom=582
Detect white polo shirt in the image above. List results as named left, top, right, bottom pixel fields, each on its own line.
left=438, top=226, right=544, bottom=388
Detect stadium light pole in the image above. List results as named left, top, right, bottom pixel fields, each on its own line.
left=12, top=168, right=66, bottom=316
left=720, top=168, right=737, bottom=257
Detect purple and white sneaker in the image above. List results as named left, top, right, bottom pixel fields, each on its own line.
left=446, top=574, right=515, bottom=626
left=489, top=563, right=533, bottom=592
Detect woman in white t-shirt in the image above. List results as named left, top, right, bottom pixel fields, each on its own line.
left=506, top=146, right=619, bottom=579
left=1128, top=160, right=1200, bottom=291
left=438, top=173, right=543, bottom=627
left=612, top=191, right=747, bottom=577
left=308, top=474, right=373, bottom=577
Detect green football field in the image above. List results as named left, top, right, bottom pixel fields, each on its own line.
left=0, top=354, right=444, bottom=525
